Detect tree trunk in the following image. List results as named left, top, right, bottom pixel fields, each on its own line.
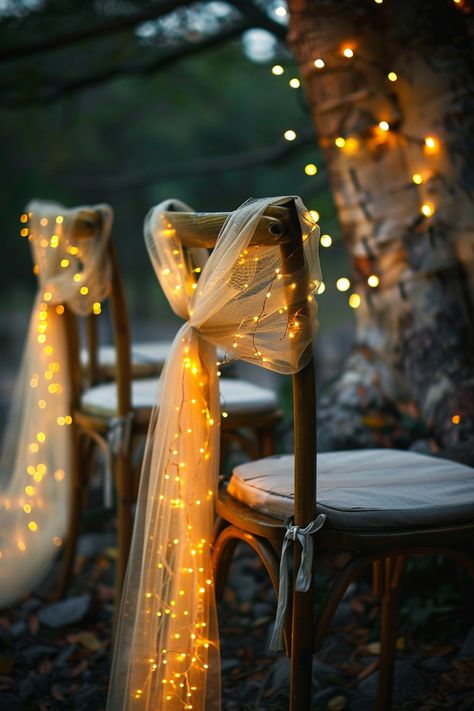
left=288, top=0, right=474, bottom=464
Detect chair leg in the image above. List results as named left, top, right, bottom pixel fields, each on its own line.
left=55, top=431, right=91, bottom=598
left=376, top=556, right=406, bottom=711
left=290, top=551, right=315, bottom=711
left=114, top=449, right=134, bottom=601
left=258, top=425, right=275, bottom=457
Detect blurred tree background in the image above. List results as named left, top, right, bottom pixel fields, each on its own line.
left=0, top=0, right=352, bottom=376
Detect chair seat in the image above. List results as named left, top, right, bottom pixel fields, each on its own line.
left=81, top=341, right=171, bottom=379
left=228, top=449, right=474, bottom=530
left=81, top=377, right=278, bottom=426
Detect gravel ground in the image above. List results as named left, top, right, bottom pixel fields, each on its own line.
left=0, top=523, right=473, bottom=711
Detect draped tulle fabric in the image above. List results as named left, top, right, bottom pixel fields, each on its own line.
left=0, top=200, right=112, bottom=607
left=108, top=196, right=321, bottom=711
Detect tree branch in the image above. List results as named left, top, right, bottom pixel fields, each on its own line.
left=0, top=0, right=286, bottom=65
left=1, top=19, right=253, bottom=107
left=66, top=126, right=319, bottom=191
left=0, top=0, right=192, bottom=64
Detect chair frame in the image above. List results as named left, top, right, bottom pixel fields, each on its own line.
left=169, top=201, right=474, bottom=710
left=57, top=208, right=282, bottom=602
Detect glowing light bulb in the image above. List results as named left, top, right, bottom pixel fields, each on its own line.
left=367, top=274, right=379, bottom=287
left=272, top=64, right=284, bottom=76
left=388, top=71, right=398, bottom=82
left=275, top=5, right=287, bottom=16
left=320, top=234, right=332, bottom=248
left=348, top=293, right=361, bottom=308
left=378, top=121, right=390, bottom=131
left=289, top=78, right=300, bottom=89
left=335, top=137, right=346, bottom=148
left=451, top=414, right=461, bottom=424
left=336, top=277, right=351, bottom=292
left=317, top=281, right=326, bottom=294
left=314, top=58, right=325, bottom=69
left=421, top=203, right=434, bottom=217
left=20, top=213, right=28, bottom=223
left=412, top=173, right=423, bottom=184
left=309, top=210, right=320, bottom=222
left=342, top=47, right=354, bottom=58
left=424, top=135, right=439, bottom=153
left=284, top=130, right=296, bottom=141
left=304, top=163, right=318, bottom=176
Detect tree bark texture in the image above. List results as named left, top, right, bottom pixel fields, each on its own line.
left=288, top=0, right=474, bottom=464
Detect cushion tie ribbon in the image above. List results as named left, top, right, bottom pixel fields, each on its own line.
left=270, top=513, right=327, bottom=651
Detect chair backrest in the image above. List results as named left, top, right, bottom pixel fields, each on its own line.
left=61, top=208, right=132, bottom=418
left=163, top=199, right=317, bottom=529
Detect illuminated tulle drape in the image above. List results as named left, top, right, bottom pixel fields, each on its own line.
left=0, top=200, right=112, bottom=607
left=108, top=196, right=321, bottom=711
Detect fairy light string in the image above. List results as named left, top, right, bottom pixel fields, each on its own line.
left=0, top=201, right=112, bottom=606
left=107, top=196, right=321, bottom=711
left=270, top=15, right=472, bottom=320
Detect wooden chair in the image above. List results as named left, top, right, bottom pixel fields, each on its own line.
left=195, top=200, right=474, bottom=710
left=59, top=208, right=283, bottom=601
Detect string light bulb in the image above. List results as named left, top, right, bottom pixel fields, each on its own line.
left=336, top=277, right=351, bottom=292
left=304, top=163, right=318, bottom=176
left=271, top=65, right=284, bottom=76
left=378, top=121, right=390, bottom=132
left=412, top=173, right=423, bottom=184
left=314, top=58, right=325, bottom=69
left=284, top=130, right=296, bottom=141
left=289, top=78, right=300, bottom=89
left=320, top=234, right=332, bottom=248
left=335, top=137, right=346, bottom=148
left=348, top=293, right=361, bottom=308
left=387, top=71, right=398, bottom=82
left=367, top=274, right=379, bottom=287
left=421, top=203, right=434, bottom=217
left=342, top=47, right=354, bottom=58
left=424, top=135, right=439, bottom=153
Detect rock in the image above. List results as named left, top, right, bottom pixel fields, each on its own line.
left=312, top=659, right=345, bottom=688
left=320, top=635, right=353, bottom=664
left=27, top=673, right=50, bottom=698
left=358, top=660, right=428, bottom=705
left=21, top=644, right=57, bottom=666
left=74, top=683, right=100, bottom=708
left=421, top=656, right=452, bottom=672
left=0, top=692, right=20, bottom=710
left=459, top=626, right=474, bottom=660
left=312, top=687, right=348, bottom=708
left=10, top=621, right=26, bottom=639
left=53, top=644, right=79, bottom=668
left=38, top=595, right=91, bottom=629
left=332, top=602, right=353, bottom=628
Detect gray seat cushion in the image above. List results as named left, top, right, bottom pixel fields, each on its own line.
left=228, top=449, right=474, bottom=530
left=81, top=341, right=171, bottom=378
left=81, top=377, right=278, bottom=425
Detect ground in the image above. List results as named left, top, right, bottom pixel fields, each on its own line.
left=0, top=519, right=473, bottom=711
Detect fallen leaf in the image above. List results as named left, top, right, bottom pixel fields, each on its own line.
left=75, top=631, right=103, bottom=651
left=328, top=696, right=347, bottom=711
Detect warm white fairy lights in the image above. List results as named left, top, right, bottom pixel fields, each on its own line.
left=0, top=202, right=110, bottom=608
left=269, top=39, right=446, bottom=316
left=105, top=198, right=322, bottom=711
